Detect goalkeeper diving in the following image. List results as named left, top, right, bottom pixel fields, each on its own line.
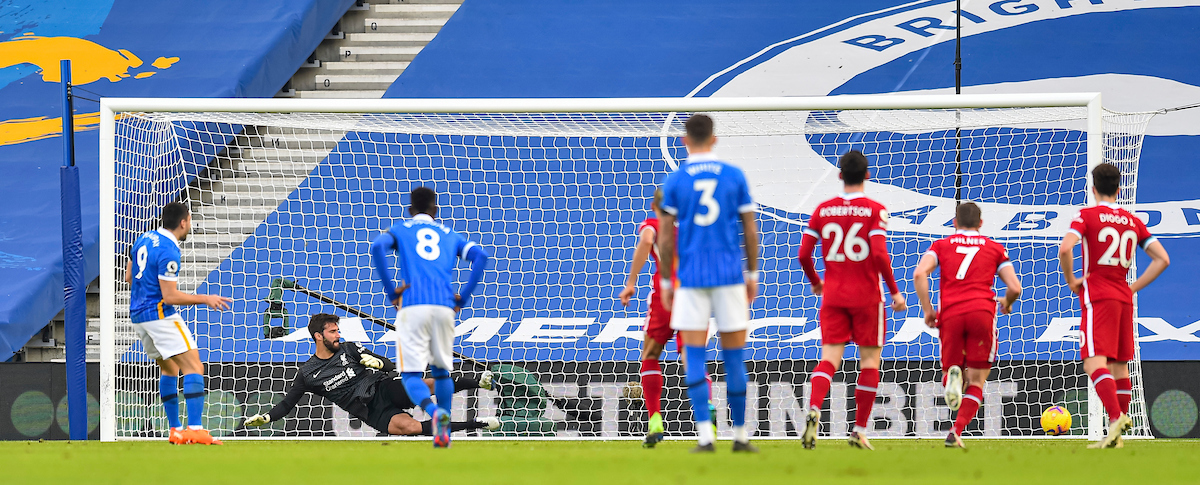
left=243, top=313, right=499, bottom=436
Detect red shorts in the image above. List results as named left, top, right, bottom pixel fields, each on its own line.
left=938, top=309, right=997, bottom=371
left=644, top=291, right=678, bottom=348
left=1080, top=298, right=1135, bottom=362
left=819, top=302, right=885, bottom=347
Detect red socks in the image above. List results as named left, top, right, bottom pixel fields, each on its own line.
left=1116, top=377, right=1132, bottom=416
left=854, top=368, right=880, bottom=430
left=807, top=360, right=836, bottom=411
left=640, top=359, right=663, bottom=416
left=953, top=385, right=983, bottom=436
left=1090, top=369, right=1122, bottom=422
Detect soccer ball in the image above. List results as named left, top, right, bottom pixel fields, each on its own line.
left=1041, top=406, right=1072, bottom=435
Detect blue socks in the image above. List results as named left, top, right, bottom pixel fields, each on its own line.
left=431, top=367, right=453, bottom=415
left=181, top=373, right=205, bottom=428
left=722, top=347, right=748, bottom=427
left=684, top=345, right=711, bottom=425
left=159, top=375, right=181, bottom=429
left=402, top=372, right=440, bottom=417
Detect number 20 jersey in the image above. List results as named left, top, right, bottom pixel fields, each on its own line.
left=1068, top=202, right=1156, bottom=303
left=803, top=193, right=889, bottom=307
left=385, top=213, right=475, bottom=308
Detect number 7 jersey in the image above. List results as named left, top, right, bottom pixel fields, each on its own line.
left=802, top=193, right=892, bottom=307
left=1068, top=202, right=1156, bottom=303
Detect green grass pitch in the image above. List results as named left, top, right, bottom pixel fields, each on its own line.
left=6, top=439, right=1198, bottom=484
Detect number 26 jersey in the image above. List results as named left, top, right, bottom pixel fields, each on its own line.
left=803, top=193, right=889, bottom=307
left=1068, top=202, right=1156, bottom=303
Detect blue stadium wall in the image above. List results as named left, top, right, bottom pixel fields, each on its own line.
left=0, top=0, right=356, bottom=359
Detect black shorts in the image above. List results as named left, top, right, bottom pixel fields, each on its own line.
left=365, top=377, right=415, bottom=433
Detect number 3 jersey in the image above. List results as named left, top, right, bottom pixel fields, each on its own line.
left=660, top=152, right=756, bottom=288
left=384, top=213, right=476, bottom=308
left=925, top=230, right=1011, bottom=319
left=800, top=193, right=898, bottom=307
left=1068, top=202, right=1156, bottom=303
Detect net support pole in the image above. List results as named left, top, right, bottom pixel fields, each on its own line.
left=60, top=59, right=89, bottom=441
left=99, top=99, right=117, bottom=442
left=1085, top=92, right=1104, bottom=441
left=954, top=0, right=963, bottom=205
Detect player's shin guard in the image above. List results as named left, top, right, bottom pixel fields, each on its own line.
left=684, top=345, right=714, bottom=444
left=1090, top=369, right=1123, bottom=423
left=431, top=367, right=453, bottom=413
left=181, top=374, right=205, bottom=428
left=853, top=368, right=880, bottom=432
left=639, top=358, right=664, bottom=417
left=1116, top=377, right=1132, bottom=416
left=953, top=385, right=983, bottom=436
left=159, top=375, right=181, bottom=429
left=722, top=347, right=748, bottom=431
left=402, top=372, right=439, bottom=417
left=808, top=360, right=836, bottom=411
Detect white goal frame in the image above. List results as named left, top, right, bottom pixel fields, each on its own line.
left=99, top=93, right=1120, bottom=442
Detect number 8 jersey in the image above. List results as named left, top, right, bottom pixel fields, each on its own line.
left=384, top=213, right=476, bottom=308
left=802, top=193, right=893, bottom=307
left=1068, top=202, right=1156, bottom=303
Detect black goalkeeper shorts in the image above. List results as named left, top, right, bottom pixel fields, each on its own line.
left=365, top=377, right=415, bottom=433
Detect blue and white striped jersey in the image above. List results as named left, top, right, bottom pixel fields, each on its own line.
left=660, top=152, right=756, bottom=288
left=380, top=214, right=475, bottom=308
left=129, top=228, right=183, bottom=323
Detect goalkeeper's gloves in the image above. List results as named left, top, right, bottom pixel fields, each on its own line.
left=244, top=414, right=271, bottom=427
left=360, top=353, right=384, bottom=370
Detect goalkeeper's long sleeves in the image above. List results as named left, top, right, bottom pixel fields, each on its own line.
left=456, top=245, right=490, bottom=307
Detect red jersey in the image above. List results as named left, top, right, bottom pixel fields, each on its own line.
left=926, top=230, right=1011, bottom=319
left=1069, top=202, right=1156, bottom=303
left=637, top=218, right=675, bottom=292
left=799, top=193, right=899, bottom=307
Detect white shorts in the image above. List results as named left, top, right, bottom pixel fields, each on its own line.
left=669, top=284, right=749, bottom=333
left=132, top=314, right=196, bottom=360
left=395, top=305, right=456, bottom=373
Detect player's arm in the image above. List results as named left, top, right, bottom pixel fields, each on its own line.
left=1131, top=239, right=1170, bottom=294
left=244, top=375, right=307, bottom=427
left=369, top=231, right=403, bottom=308
left=869, top=229, right=906, bottom=312
left=797, top=225, right=822, bottom=295
left=619, top=226, right=656, bottom=306
left=1057, top=231, right=1082, bottom=293
left=455, top=242, right=490, bottom=311
left=657, top=212, right=678, bottom=312
left=741, top=211, right=760, bottom=302
left=159, top=280, right=231, bottom=310
left=996, top=262, right=1022, bottom=315
left=913, top=250, right=938, bottom=327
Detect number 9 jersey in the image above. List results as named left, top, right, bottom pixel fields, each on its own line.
left=1068, top=202, right=1156, bottom=303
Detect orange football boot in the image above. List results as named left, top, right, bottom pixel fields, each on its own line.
left=168, top=427, right=187, bottom=445
left=182, top=428, right=223, bottom=445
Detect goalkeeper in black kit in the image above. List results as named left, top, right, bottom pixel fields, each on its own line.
left=243, top=313, right=499, bottom=436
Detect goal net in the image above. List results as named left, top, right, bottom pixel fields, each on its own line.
left=99, top=95, right=1155, bottom=441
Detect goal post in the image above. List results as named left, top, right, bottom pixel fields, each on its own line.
left=99, top=93, right=1152, bottom=442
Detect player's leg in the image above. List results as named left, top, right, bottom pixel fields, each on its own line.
left=803, top=305, right=848, bottom=450
left=641, top=294, right=671, bottom=447
left=1080, top=300, right=1128, bottom=448
left=396, top=307, right=441, bottom=420
left=713, top=283, right=755, bottom=452
left=169, top=349, right=222, bottom=445
left=416, top=417, right=501, bottom=436
left=671, top=287, right=716, bottom=451
left=155, top=357, right=185, bottom=444
left=427, top=306, right=458, bottom=447
left=938, top=315, right=966, bottom=412
left=947, top=311, right=994, bottom=448
left=1112, top=301, right=1136, bottom=418
left=848, top=303, right=885, bottom=451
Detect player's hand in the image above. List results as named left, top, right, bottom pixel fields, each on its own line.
left=243, top=413, right=270, bottom=427
left=810, top=279, right=823, bottom=296
left=996, top=296, right=1014, bottom=315
left=660, top=285, right=674, bottom=312
left=453, top=293, right=463, bottom=313
left=890, top=292, right=907, bottom=313
left=1067, top=274, right=1087, bottom=295
left=360, top=353, right=384, bottom=370
left=618, top=284, right=636, bottom=306
left=390, top=282, right=410, bottom=309
left=923, top=310, right=938, bottom=328
left=204, top=295, right=233, bottom=311
left=745, top=279, right=758, bottom=303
